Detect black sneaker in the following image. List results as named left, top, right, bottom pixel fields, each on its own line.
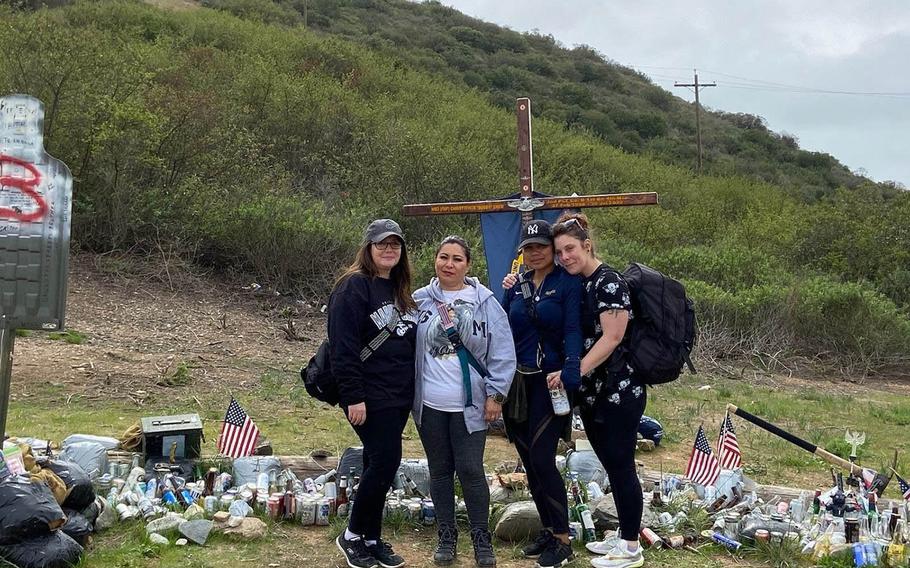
left=367, top=539, right=406, bottom=568
left=522, top=529, right=553, bottom=558
left=336, top=534, right=379, bottom=568
left=536, top=538, right=573, bottom=568
left=471, top=527, right=496, bottom=567
left=434, top=525, right=458, bottom=565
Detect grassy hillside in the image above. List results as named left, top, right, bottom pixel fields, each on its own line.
left=1, top=1, right=909, bottom=373
left=203, top=0, right=887, bottom=203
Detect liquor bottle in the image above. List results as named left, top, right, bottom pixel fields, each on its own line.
left=284, top=480, right=296, bottom=519
left=887, top=519, right=906, bottom=566
left=813, top=488, right=822, bottom=515
left=405, top=474, right=426, bottom=499
left=314, top=469, right=336, bottom=486
left=337, top=476, right=350, bottom=518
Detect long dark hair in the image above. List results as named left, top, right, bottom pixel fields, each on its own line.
left=335, top=240, right=417, bottom=312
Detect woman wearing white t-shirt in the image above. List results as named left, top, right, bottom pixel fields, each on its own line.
left=412, top=236, right=516, bottom=568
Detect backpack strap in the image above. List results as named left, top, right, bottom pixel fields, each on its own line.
left=358, top=307, right=401, bottom=362
left=434, top=300, right=489, bottom=408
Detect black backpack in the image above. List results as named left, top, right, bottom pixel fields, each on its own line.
left=622, top=263, right=697, bottom=384
left=301, top=307, right=401, bottom=406
left=302, top=340, right=340, bottom=406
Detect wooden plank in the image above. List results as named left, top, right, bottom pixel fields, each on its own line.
left=280, top=455, right=339, bottom=480
left=402, top=192, right=659, bottom=217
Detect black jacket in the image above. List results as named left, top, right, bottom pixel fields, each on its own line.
left=328, top=273, right=417, bottom=410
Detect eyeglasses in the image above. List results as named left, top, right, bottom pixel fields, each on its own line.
left=373, top=241, right=402, bottom=251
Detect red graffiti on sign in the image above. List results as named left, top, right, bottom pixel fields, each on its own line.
left=0, top=154, right=48, bottom=222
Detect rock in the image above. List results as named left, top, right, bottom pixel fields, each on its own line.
left=213, top=511, right=230, bottom=524
left=222, top=517, right=267, bottom=540
left=592, top=494, right=658, bottom=530
left=179, top=520, right=214, bottom=545
left=489, top=484, right=512, bottom=504
left=636, top=439, right=656, bottom=452
left=175, top=538, right=187, bottom=546
left=493, top=501, right=541, bottom=542
left=228, top=500, right=253, bottom=518
left=146, top=512, right=184, bottom=535
left=149, top=533, right=169, bottom=546
left=184, top=504, right=206, bottom=521
left=226, top=515, right=244, bottom=528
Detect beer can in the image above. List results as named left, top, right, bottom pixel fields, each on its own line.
left=666, top=535, right=685, bottom=549
left=568, top=522, right=582, bottom=540
left=161, top=489, right=178, bottom=505
left=422, top=501, right=435, bottom=526
left=204, top=496, right=218, bottom=515
left=220, top=494, right=234, bottom=511
left=298, top=496, right=316, bottom=525
left=407, top=502, right=422, bottom=522
left=108, top=462, right=119, bottom=478
left=304, top=478, right=317, bottom=494
left=267, top=495, right=282, bottom=519
left=640, top=527, right=663, bottom=549
left=658, top=511, right=674, bottom=526
left=316, top=498, right=331, bottom=526
left=710, top=531, right=742, bottom=551
left=755, top=529, right=771, bottom=542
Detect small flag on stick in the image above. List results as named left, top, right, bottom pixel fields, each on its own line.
left=217, top=397, right=260, bottom=458
left=685, top=425, right=720, bottom=486
left=717, top=411, right=742, bottom=469
left=897, top=471, right=910, bottom=501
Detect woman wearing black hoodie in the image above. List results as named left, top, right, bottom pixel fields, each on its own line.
left=330, top=219, right=418, bottom=568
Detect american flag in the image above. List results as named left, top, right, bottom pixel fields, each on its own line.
left=217, top=398, right=260, bottom=458
left=716, top=412, right=742, bottom=469
left=898, top=472, right=910, bottom=501
left=684, top=425, right=720, bottom=487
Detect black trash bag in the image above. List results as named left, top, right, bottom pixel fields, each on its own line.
left=40, top=460, right=95, bottom=511
left=79, top=497, right=102, bottom=526
left=0, top=477, right=66, bottom=545
left=337, top=446, right=363, bottom=480
left=60, top=510, right=93, bottom=546
left=0, top=530, right=84, bottom=568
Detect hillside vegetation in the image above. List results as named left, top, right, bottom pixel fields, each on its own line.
left=204, top=0, right=896, bottom=203
left=1, top=1, right=909, bottom=374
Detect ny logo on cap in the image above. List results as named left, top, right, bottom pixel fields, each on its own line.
left=527, top=224, right=539, bottom=235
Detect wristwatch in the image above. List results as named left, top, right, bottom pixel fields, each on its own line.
left=488, top=392, right=507, bottom=404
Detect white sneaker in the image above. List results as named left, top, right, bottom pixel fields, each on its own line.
left=585, top=531, right=621, bottom=554
left=589, top=542, right=643, bottom=568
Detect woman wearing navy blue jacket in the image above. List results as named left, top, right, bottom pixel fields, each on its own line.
left=501, top=219, right=582, bottom=568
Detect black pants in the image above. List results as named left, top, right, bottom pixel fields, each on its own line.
left=505, top=372, right=570, bottom=535
left=349, top=406, right=410, bottom=540
left=418, top=406, right=490, bottom=530
left=579, top=390, right=646, bottom=541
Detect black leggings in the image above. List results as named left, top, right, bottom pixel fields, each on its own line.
left=418, top=406, right=490, bottom=530
left=349, top=406, right=410, bottom=540
left=505, top=372, right=570, bottom=535
left=580, top=391, right=646, bottom=541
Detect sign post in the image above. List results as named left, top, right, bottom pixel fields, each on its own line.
left=0, top=94, right=74, bottom=438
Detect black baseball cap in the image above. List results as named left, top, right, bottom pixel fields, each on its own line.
left=364, top=218, right=405, bottom=244
left=517, top=219, right=553, bottom=251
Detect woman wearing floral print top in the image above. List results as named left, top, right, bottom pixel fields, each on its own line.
left=507, top=213, right=646, bottom=568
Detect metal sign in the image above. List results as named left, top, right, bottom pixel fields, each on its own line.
left=0, top=94, right=73, bottom=438
left=0, top=94, right=72, bottom=330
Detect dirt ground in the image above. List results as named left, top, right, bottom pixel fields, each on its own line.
left=10, top=254, right=320, bottom=407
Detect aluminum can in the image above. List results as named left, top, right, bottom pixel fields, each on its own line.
left=665, top=535, right=685, bottom=548
left=267, top=495, right=282, bottom=519
left=755, top=529, right=770, bottom=542
left=161, top=489, right=178, bottom=506
left=407, top=502, right=422, bottom=522
left=710, top=531, right=742, bottom=551
left=204, top=496, right=218, bottom=515
left=298, top=496, right=316, bottom=525
left=316, top=498, right=331, bottom=526
left=304, top=478, right=317, bottom=494
left=640, top=527, right=663, bottom=549
left=220, top=494, right=234, bottom=511
left=422, top=501, right=435, bottom=525
left=549, top=388, right=571, bottom=416
left=568, top=522, right=582, bottom=540
left=145, top=478, right=158, bottom=499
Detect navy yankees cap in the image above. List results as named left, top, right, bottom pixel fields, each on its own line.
left=517, top=219, right=553, bottom=251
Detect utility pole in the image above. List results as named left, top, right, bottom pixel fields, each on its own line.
left=675, top=70, right=716, bottom=174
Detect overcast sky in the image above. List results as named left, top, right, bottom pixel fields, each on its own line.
left=443, top=1, right=910, bottom=186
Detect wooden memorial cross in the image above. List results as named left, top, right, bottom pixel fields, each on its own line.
left=402, top=97, right=658, bottom=275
